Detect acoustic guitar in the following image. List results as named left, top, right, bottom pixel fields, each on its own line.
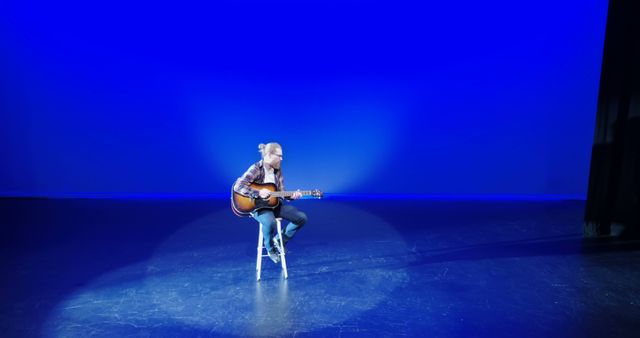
left=231, top=182, right=323, bottom=217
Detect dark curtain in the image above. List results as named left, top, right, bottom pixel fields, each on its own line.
left=584, top=0, right=640, bottom=237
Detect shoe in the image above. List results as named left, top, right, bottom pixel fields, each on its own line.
left=267, top=249, right=280, bottom=264
left=272, top=236, right=288, bottom=255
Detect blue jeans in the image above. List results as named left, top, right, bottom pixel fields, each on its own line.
left=252, top=203, right=307, bottom=252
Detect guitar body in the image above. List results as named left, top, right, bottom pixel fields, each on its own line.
left=231, top=182, right=281, bottom=217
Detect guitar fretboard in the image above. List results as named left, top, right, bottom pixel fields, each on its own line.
left=269, top=191, right=316, bottom=197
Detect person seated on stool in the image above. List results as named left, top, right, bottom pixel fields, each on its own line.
left=233, top=142, right=307, bottom=263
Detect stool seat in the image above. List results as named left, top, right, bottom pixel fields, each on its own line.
left=256, top=217, right=288, bottom=281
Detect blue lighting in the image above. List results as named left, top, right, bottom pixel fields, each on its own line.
left=0, top=0, right=608, bottom=197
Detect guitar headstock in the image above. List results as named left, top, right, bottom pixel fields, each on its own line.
left=311, top=189, right=323, bottom=199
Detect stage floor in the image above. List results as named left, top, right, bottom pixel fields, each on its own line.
left=1, top=198, right=639, bottom=337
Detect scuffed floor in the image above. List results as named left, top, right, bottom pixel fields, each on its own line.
left=1, top=198, right=639, bottom=337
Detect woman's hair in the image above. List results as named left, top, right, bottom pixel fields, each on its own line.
left=258, top=142, right=282, bottom=158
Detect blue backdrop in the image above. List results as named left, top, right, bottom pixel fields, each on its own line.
left=0, top=0, right=607, bottom=197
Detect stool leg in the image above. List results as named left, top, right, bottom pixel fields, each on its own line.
left=256, top=223, right=263, bottom=281
left=276, top=218, right=288, bottom=279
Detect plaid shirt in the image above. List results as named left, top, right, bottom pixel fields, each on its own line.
left=233, top=160, right=288, bottom=199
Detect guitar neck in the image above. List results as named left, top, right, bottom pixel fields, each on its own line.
left=270, top=190, right=316, bottom=197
